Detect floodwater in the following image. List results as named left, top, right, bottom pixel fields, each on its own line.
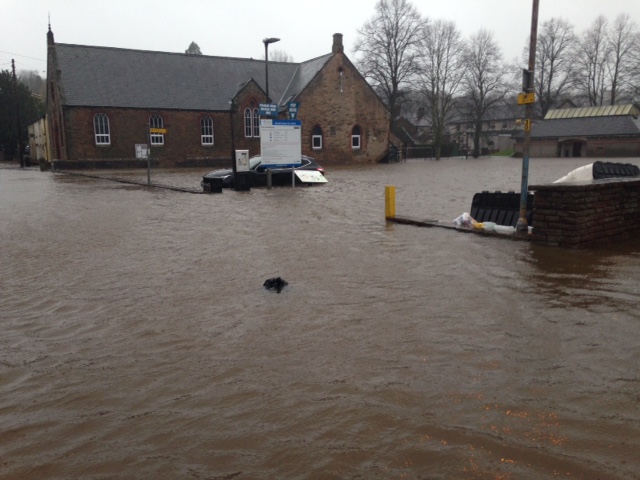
left=1, top=157, right=639, bottom=480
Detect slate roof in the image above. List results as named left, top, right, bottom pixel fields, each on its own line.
left=532, top=115, right=640, bottom=139
left=54, top=43, right=332, bottom=111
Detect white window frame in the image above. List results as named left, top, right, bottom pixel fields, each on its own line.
left=312, top=126, right=323, bottom=150
left=351, top=126, right=361, bottom=150
left=244, top=108, right=252, bottom=137
left=149, top=115, right=164, bottom=145
left=252, top=108, right=260, bottom=138
left=201, top=116, right=214, bottom=145
left=93, top=113, right=110, bottom=145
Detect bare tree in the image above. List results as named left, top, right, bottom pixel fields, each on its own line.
left=353, top=0, right=425, bottom=130
left=575, top=16, right=611, bottom=106
left=530, top=18, right=576, bottom=117
left=606, top=13, right=640, bottom=104
left=460, top=29, right=512, bottom=158
left=418, top=19, right=466, bottom=159
left=268, top=49, right=294, bottom=63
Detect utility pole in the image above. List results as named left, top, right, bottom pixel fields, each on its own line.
left=12, top=59, right=24, bottom=168
left=516, top=0, right=540, bottom=232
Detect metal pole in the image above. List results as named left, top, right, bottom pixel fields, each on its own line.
left=516, top=0, right=540, bottom=233
left=262, top=38, right=280, bottom=104
left=147, top=123, right=151, bottom=186
left=264, top=42, right=270, bottom=103
left=12, top=60, right=24, bottom=168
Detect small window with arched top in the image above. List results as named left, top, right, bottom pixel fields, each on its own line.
left=201, top=117, right=214, bottom=145
left=351, top=125, right=361, bottom=150
left=149, top=115, right=164, bottom=145
left=94, top=113, right=110, bottom=145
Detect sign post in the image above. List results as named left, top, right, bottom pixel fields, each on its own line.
left=517, top=0, right=539, bottom=233
left=146, top=127, right=168, bottom=185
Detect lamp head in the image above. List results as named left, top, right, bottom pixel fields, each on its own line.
left=263, top=37, right=281, bottom=45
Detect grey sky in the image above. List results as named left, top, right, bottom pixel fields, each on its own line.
left=3, top=0, right=640, bottom=76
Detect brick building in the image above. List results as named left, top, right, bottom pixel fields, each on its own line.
left=45, top=28, right=391, bottom=167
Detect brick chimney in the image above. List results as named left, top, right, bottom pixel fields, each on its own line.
left=332, top=33, right=344, bottom=54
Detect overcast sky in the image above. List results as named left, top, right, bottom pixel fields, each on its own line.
left=2, top=0, right=640, bottom=76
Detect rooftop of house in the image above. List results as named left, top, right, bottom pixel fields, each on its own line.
left=532, top=104, right=640, bottom=138
left=49, top=33, right=345, bottom=111
left=544, top=104, right=639, bottom=120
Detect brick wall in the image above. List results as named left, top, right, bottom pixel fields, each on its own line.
left=296, top=54, right=390, bottom=164
left=55, top=52, right=390, bottom=167
left=64, top=107, right=235, bottom=167
left=530, top=178, right=640, bottom=247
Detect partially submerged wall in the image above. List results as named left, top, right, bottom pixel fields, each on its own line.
left=530, top=178, right=640, bottom=247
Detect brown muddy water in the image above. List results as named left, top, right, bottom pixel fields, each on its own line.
left=1, top=157, right=639, bottom=480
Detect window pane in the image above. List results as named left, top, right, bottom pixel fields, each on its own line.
left=312, top=135, right=322, bottom=149
left=244, top=108, right=252, bottom=137
left=201, top=117, right=214, bottom=145
left=252, top=108, right=260, bottom=137
left=94, top=113, right=110, bottom=145
left=150, top=115, right=164, bottom=145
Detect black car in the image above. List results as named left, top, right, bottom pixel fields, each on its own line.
left=202, top=155, right=325, bottom=189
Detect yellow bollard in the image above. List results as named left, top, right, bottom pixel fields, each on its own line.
left=385, top=185, right=396, bottom=219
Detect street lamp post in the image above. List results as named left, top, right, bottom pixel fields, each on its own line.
left=263, top=37, right=280, bottom=103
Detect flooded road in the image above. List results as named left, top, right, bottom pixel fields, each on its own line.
left=1, top=157, right=639, bottom=479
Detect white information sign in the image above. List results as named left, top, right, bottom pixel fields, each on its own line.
left=295, top=170, right=328, bottom=183
left=135, top=144, right=149, bottom=159
left=260, top=119, right=302, bottom=167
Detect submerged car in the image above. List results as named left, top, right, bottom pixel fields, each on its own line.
left=202, top=155, right=325, bottom=189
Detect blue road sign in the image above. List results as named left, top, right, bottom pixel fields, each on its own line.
left=288, top=102, right=300, bottom=119
left=259, top=103, right=278, bottom=116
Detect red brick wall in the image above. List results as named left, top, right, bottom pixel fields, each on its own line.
left=530, top=178, right=640, bottom=247
left=64, top=107, right=235, bottom=167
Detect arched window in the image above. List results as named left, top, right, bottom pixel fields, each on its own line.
left=149, top=115, right=164, bottom=145
left=201, top=116, right=214, bottom=145
left=93, top=113, right=110, bottom=145
left=351, top=125, right=361, bottom=150
left=244, top=106, right=261, bottom=138
left=312, top=125, right=323, bottom=150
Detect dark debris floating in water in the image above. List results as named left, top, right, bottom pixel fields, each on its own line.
left=263, top=277, right=288, bottom=293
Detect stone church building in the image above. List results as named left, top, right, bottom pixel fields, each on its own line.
left=45, top=28, right=391, bottom=168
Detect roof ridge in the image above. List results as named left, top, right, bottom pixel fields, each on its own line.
left=55, top=42, right=287, bottom=64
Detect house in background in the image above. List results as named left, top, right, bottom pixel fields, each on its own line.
left=45, top=29, right=391, bottom=168
left=515, top=104, right=640, bottom=158
left=446, top=103, right=524, bottom=156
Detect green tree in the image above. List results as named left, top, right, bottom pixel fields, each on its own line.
left=0, top=70, right=45, bottom=159
left=185, top=41, right=202, bottom=55
left=18, top=69, right=46, bottom=98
